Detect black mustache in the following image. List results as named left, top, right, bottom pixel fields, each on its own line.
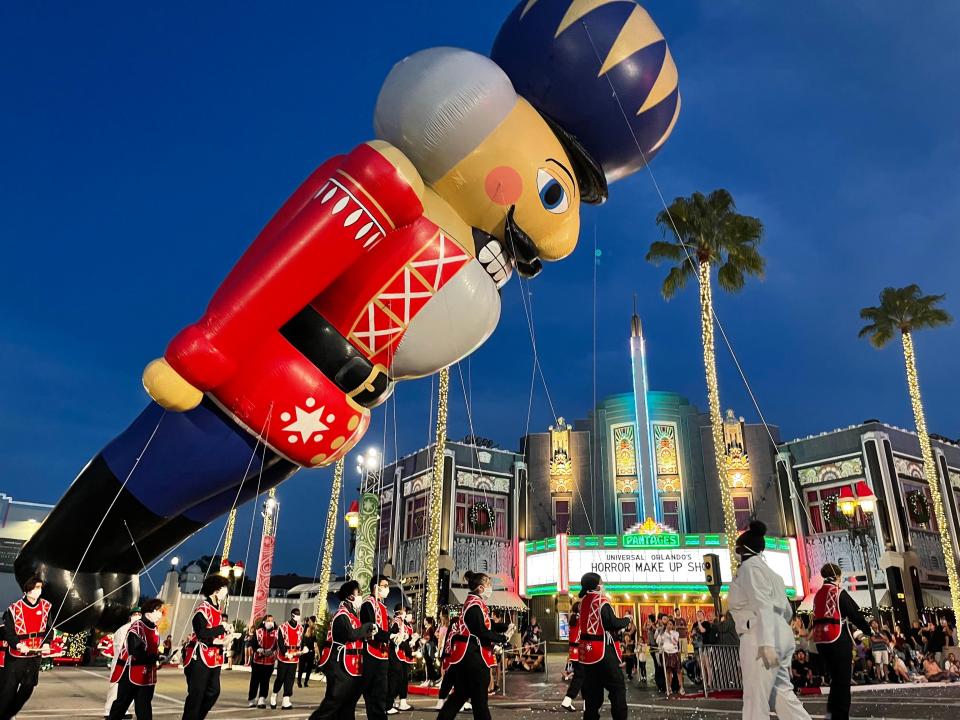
left=503, top=206, right=542, bottom=278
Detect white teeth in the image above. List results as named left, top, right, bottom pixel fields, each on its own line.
left=343, top=208, right=363, bottom=227
left=478, top=246, right=493, bottom=263
left=321, top=186, right=337, bottom=204
left=493, top=270, right=506, bottom=284
left=363, top=233, right=381, bottom=248
left=331, top=196, right=349, bottom=215
left=489, top=240, right=502, bottom=253
left=355, top=221, right=373, bottom=240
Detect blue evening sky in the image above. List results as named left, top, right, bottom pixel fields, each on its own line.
left=2, top=2, right=958, bottom=585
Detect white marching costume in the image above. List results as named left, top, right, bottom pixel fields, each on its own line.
left=103, top=617, right=135, bottom=716
left=728, top=547, right=810, bottom=720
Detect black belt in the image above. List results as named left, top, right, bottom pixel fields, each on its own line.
left=813, top=618, right=840, bottom=625
left=16, top=633, right=44, bottom=639
left=580, top=633, right=603, bottom=641
left=280, top=306, right=390, bottom=408
left=344, top=648, right=363, bottom=655
left=450, top=634, right=470, bottom=643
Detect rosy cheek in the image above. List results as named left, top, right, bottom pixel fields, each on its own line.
left=484, top=166, right=523, bottom=205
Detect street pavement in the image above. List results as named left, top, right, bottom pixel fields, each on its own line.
left=18, top=656, right=960, bottom=719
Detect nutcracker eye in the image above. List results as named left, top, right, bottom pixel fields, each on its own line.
left=537, top=168, right=569, bottom=214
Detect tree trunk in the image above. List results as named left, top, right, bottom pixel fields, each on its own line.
left=699, top=261, right=739, bottom=572
left=901, top=331, right=960, bottom=620
left=315, top=458, right=345, bottom=623
left=424, top=367, right=450, bottom=620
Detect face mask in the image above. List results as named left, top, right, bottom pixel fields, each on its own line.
left=351, top=596, right=362, bottom=612
left=291, top=616, right=300, bottom=625
left=483, top=585, right=493, bottom=600
left=378, top=586, right=390, bottom=600
left=146, top=611, right=162, bottom=624
left=264, top=622, right=274, bottom=630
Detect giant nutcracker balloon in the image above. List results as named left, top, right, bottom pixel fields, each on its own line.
left=17, top=0, right=680, bottom=631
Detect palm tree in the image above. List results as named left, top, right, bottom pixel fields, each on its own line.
left=646, top=189, right=764, bottom=571
left=859, top=284, right=958, bottom=620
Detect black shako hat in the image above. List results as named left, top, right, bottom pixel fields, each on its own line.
left=735, top=520, right=767, bottom=556
left=579, top=572, right=601, bottom=598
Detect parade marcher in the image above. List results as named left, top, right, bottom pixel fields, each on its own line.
left=811, top=562, right=873, bottom=720
left=107, top=599, right=165, bottom=720
left=361, top=575, right=394, bottom=720
left=103, top=606, right=141, bottom=720
left=248, top=615, right=277, bottom=708
left=311, top=580, right=376, bottom=720
left=298, top=616, right=318, bottom=688
left=437, top=571, right=511, bottom=720
left=387, top=604, right=416, bottom=713
left=578, top=572, right=629, bottom=720
left=560, top=601, right=583, bottom=712
left=181, top=574, right=229, bottom=720
left=0, top=576, right=51, bottom=720
left=272, top=608, right=303, bottom=709
left=728, top=521, right=811, bottom=720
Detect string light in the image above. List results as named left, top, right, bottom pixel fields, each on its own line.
left=222, top=508, right=237, bottom=563
left=699, top=261, right=739, bottom=572
left=424, top=367, right=450, bottom=620
left=65, top=630, right=88, bottom=659
left=902, top=332, right=960, bottom=620
left=315, top=458, right=345, bottom=624
left=262, top=487, right=278, bottom=537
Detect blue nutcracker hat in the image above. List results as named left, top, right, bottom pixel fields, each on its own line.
left=491, top=0, right=680, bottom=186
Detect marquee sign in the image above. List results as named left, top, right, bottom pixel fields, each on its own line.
left=520, top=533, right=804, bottom=598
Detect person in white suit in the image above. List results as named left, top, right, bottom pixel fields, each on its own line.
left=103, top=607, right=141, bottom=720
left=728, top=521, right=810, bottom=720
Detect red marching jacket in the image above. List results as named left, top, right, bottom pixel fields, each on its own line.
left=363, top=596, right=390, bottom=660
left=110, top=620, right=160, bottom=686
left=278, top=621, right=303, bottom=664
left=567, top=615, right=580, bottom=662
left=447, top=593, right=497, bottom=669
left=162, top=143, right=478, bottom=469
left=183, top=601, right=225, bottom=668
left=6, top=597, right=52, bottom=659
left=391, top=618, right=415, bottom=664
left=578, top=591, right=622, bottom=665
left=319, top=606, right=363, bottom=677
left=252, top=626, right=278, bottom=666
left=811, top=583, right=842, bottom=644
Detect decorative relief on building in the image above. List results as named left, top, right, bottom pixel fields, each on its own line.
left=382, top=486, right=394, bottom=504
left=616, top=475, right=638, bottom=494
left=549, top=418, right=575, bottom=494
left=911, top=530, right=945, bottom=573
left=657, top=475, right=681, bottom=493
left=893, top=456, right=924, bottom=480
left=402, top=474, right=432, bottom=497
left=452, top=538, right=514, bottom=589
left=951, top=470, right=960, bottom=489
left=653, top=424, right=678, bottom=476
left=803, top=533, right=883, bottom=585
left=723, top=409, right=751, bottom=488
left=399, top=536, right=426, bottom=577
left=797, top=457, right=864, bottom=486
left=456, top=471, right=510, bottom=494
left=613, top=424, right=638, bottom=477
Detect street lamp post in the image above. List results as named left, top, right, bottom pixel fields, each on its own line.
left=839, top=481, right=880, bottom=620
left=345, top=500, right=360, bottom=556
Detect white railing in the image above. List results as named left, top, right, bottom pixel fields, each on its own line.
left=698, top=645, right=742, bottom=696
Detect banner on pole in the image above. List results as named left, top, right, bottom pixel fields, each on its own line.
left=352, top=492, right=380, bottom=592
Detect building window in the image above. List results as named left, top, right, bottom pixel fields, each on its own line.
left=378, top=501, right=392, bottom=553
left=904, top=481, right=938, bottom=532
left=805, top=483, right=868, bottom=534
left=404, top=493, right=428, bottom=540
left=661, top=497, right=680, bottom=532
left=620, top=498, right=638, bottom=531
left=454, top=492, right=508, bottom=538
left=733, top=493, right=753, bottom=531
left=553, top=498, right=571, bottom=534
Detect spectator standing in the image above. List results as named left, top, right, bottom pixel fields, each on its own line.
left=869, top=621, right=889, bottom=682
left=658, top=619, right=683, bottom=698
left=420, top=616, right=440, bottom=687
left=298, top=616, right=318, bottom=688
left=645, top=615, right=665, bottom=693
left=928, top=620, right=947, bottom=663
left=621, top=615, right=637, bottom=681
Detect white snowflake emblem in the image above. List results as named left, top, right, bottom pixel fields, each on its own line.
left=280, top=398, right=336, bottom=444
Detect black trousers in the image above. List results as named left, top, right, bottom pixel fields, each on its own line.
left=623, top=655, right=636, bottom=679
left=309, top=663, right=362, bottom=720
left=582, top=652, right=627, bottom=720
left=565, top=661, right=584, bottom=699
left=248, top=663, right=273, bottom=701
left=182, top=660, right=220, bottom=720
left=437, top=651, right=491, bottom=720
left=388, top=657, right=410, bottom=705
left=362, top=656, right=389, bottom=720
left=652, top=652, right=666, bottom=692
left=818, top=640, right=853, bottom=720
left=108, top=675, right=155, bottom=720
left=438, top=664, right=455, bottom=700
left=0, top=655, right=41, bottom=720
left=299, top=650, right=316, bottom=685
left=274, top=661, right=297, bottom=697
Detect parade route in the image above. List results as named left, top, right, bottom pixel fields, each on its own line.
left=18, top=665, right=960, bottom=720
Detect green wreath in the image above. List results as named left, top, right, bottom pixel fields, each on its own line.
left=907, top=490, right=930, bottom=525
left=468, top=501, right=494, bottom=532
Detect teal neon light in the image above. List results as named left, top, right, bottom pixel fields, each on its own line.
left=623, top=533, right=680, bottom=548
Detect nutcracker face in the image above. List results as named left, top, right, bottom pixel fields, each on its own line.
left=433, top=98, right=580, bottom=263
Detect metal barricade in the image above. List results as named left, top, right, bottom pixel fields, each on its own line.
left=698, top=644, right=742, bottom=696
